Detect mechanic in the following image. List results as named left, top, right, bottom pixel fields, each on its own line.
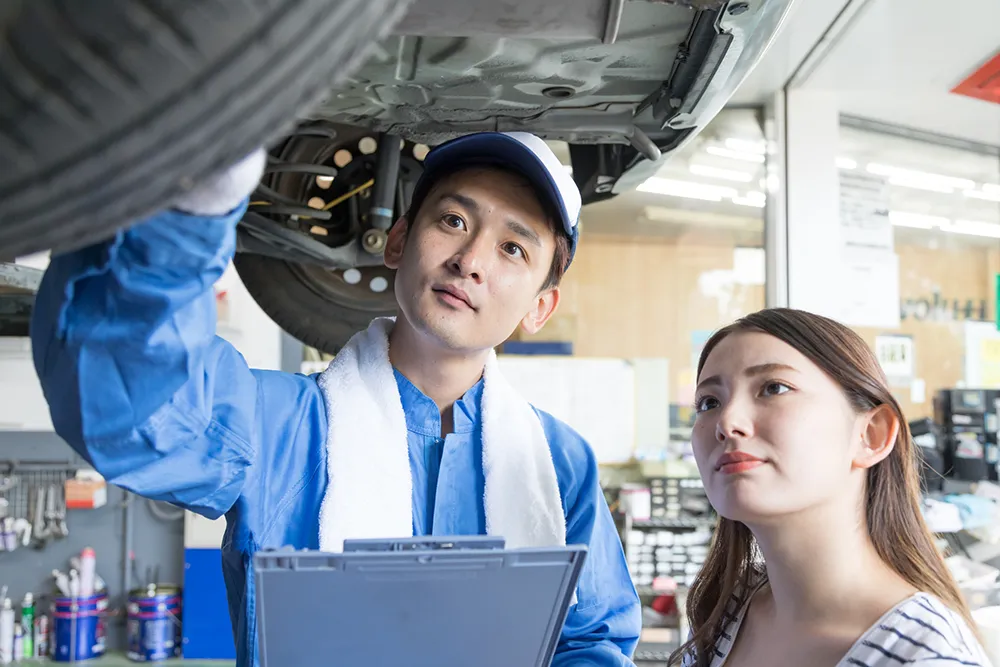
left=30, top=132, right=641, bottom=666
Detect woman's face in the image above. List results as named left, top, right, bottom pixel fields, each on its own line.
left=692, top=331, right=868, bottom=523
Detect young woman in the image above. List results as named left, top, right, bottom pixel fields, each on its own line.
left=672, top=308, right=990, bottom=666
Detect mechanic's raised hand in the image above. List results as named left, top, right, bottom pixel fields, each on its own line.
left=171, top=147, right=267, bottom=217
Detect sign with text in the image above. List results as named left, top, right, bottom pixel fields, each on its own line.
left=875, top=334, right=914, bottom=385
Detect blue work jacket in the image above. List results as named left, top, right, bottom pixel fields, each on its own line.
left=29, top=204, right=641, bottom=667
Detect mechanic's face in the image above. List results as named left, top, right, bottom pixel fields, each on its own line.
left=384, top=167, right=560, bottom=354
left=691, top=331, right=889, bottom=525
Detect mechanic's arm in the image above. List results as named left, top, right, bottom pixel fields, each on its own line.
left=540, top=415, right=642, bottom=666
left=30, top=150, right=280, bottom=519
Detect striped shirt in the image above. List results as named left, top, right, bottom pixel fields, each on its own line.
left=680, top=580, right=992, bottom=666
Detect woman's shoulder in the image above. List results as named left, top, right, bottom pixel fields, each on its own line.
left=844, top=592, right=991, bottom=666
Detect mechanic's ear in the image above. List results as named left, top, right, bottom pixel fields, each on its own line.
left=520, top=287, right=560, bottom=336
left=383, top=217, right=409, bottom=269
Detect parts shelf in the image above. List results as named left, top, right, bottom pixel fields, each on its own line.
left=0, top=262, right=42, bottom=337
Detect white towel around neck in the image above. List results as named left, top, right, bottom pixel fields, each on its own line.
left=315, top=317, right=567, bottom=554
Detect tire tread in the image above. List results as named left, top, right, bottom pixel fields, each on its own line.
left=0, top=0, right=413, bottom=259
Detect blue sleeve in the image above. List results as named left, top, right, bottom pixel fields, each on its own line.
left=29, top=203, right=317, bottom=521
left=536, top=411, right=642, bottom=667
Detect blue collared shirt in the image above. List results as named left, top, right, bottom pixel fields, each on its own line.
left=30, top=203, right=642, bottom=667
left=398, top=370, right=488, bottom=536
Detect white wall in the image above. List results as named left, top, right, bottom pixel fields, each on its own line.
left=0, top=261, right=281, bottom=432
left=214, top=261, right=283, bottom=372
left=784, top=88, right=844, bottom=318
left=0, top=339, right=53, bottom=430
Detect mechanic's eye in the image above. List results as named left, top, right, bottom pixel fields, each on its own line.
left=441, top=214, right=466, bottom=230
left=695, top=395, right=719, bottom=413
left=501, top=242, right=525, bottom=259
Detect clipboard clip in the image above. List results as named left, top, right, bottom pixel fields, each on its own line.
left=343, top=536, right=506, bottom=553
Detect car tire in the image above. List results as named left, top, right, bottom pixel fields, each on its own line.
left=0, top=0, right=414, bottom=260
left=233, top=252, right=398, bottom=355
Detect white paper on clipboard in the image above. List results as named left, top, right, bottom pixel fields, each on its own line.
left=498, top=356, right=637, bottom=464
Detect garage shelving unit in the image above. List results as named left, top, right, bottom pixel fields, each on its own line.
left=0, top=262, right=42, bottom=337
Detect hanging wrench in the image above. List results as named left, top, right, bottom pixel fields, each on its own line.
left=45, top=484, right=68, bottom=539
left=32, top=485, right=51, bottom=548
left=15, top=518, right=31, bottom=547
left=55, top=482, right=69, bottom=538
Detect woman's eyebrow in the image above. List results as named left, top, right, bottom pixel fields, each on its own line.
left=696, top=362, right=798, bottom=392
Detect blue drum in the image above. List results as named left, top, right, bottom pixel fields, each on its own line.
left=51, top=593, right=108, bottom=662
left=126, top=585, right=183, bottom=662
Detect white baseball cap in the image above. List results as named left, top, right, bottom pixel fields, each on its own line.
left=416, top=131, right=582, bottom=267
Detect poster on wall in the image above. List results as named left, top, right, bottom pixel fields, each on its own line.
left=838, top=246, right=901, bottom=328
left=839, top=171, right=893, bottom=252
left=981, top=339, right=1000, bottom=387
left=874, top=334, right=914, bottom=386
left=837, top=172, right=900, bottom=328
left=963, top=321, right=1000, bottom=388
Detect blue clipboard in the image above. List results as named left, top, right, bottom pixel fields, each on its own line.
left=254, top=536, right=587, bottom=667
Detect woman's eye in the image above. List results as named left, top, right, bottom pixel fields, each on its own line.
left=695, top=396, right=719, bottom=413
left=442, top=214, right=466, bottom=230
left=502, top=242, right=525, bottom=259
left=761, top=381, right=790, bottom=397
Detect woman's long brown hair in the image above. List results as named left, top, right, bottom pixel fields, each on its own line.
left=669, top=308, right=976, bottom=666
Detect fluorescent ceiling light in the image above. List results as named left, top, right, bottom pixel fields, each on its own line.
left=724, top=138, right=766, bottom=154
left=984, top=183, right=1000, bottom=194
left=888, top=175, right=956, bottom=193
left=888, top=211, right=948, bottom=229
left=887, top=210, right=1000, bottom=238
left=836, top=157, right=857, bottom=170
left=942, top=219, right=1000, bottom=239
left=865, top=162, right=976, bottom=192
left=637, top=177, right=738, bottom=201
left=689, top=164, right=754, bottom=183
left=732, top=190, right=767, bottom=208
left=706, top=146, right=765, bottom=163
left=965, top=188, right=1000, bottom=203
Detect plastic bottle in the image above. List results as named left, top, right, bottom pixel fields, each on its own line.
left=11, top=626, right=20, bottom=662
left=79, top=547, right=96, bottom=597
left=0, top=598, right=14, bottom=664
left=33, top=615, right=48, bottom=659
left=18, top=595, right=32, bottom=660
left=68, top=570, right=80, bottom=599
left=0, top=518, right=15, bottom=552
left=70, top=555, right=105, bottom=592
left=51, top=571, right=70, bottom=598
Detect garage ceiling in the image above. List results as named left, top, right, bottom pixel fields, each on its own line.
left=730, top=0, right=853, bottom=105
left=806, top=0, right=1000, bottom=146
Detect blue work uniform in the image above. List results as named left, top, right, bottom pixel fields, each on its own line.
left=30, top=203, right=642, bottom=667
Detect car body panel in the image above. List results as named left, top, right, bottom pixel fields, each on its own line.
left=309, top=0, right=795, bottom=196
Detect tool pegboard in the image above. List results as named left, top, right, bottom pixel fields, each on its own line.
left=0, top=460, right=83, bottom=551
left=0, top=432, right=187, bottom=656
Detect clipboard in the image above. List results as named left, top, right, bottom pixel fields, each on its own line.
left=254, top=536, right=587, bottom=667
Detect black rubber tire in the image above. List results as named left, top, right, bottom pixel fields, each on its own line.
left=234, top=253, right=398, bottom=355
left=0, top=0, right=414, bottom=260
